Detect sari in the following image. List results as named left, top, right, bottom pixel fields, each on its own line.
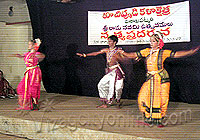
left=137, top=48, right=176, bottom=124
left=17, top=52, right=42, bottom=110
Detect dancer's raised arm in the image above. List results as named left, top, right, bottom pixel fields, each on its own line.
left=9, top=54, right=25, bottom=58
left=76, top=48, right=107, bottom=57
left=174, top=46, right=199, bottom=58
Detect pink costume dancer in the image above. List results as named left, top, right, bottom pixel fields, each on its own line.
left=16, top=39, right=44, bottom=110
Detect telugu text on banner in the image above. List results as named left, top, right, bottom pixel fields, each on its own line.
left=88, top=1, right=190, bottom=45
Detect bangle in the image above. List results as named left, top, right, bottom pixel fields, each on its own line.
left=83, top=53, right=87, bottom=57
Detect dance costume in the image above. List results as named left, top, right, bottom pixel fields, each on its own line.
left=137, top=48, right=176, bottom=124
left=17, top=51, right=42, bottom=110
left=98, top=48, right=125, bottom=104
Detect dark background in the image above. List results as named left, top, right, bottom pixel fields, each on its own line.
left=26, top=0, right=200, bottom=103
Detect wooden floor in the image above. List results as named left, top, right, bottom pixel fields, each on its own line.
left=0, top=91, right=200, bottom=140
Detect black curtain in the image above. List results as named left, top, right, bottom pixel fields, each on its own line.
left=26, top=0, right=200, bottom=103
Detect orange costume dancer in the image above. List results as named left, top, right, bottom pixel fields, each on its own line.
left=120, top=31, right=199, bottom=125
left=136, top=46, right=173, bottom=125
left=14, top=39, right=45, bottom=110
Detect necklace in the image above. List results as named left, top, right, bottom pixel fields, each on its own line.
left=107, top=47, right=117, bottom=64
left=149, top=48, right=159, bottom=65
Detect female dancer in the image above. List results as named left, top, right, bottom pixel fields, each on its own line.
left=13, top=39, right=45, bottom=110
left=120, top=31, right=199, bottom=125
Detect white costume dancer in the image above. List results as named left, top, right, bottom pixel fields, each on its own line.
left=98, top=60, right=124, bottom=105
left=77, top=35, right=125, bottom=108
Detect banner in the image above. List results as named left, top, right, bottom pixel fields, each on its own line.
left=88, top=1, right=190, bottom=45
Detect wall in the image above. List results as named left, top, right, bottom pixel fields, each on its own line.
left=0, top=22, right=31, bottom=88
left=0, top=0, right=45, bottom=90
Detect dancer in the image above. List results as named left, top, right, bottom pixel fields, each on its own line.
left=119, top=31, right=199, bottom=126
left=13, top=39, right=45, bottom=110
left=0, top=70, right=16, bottom=99
left=77, top=35, right=125, bottom=108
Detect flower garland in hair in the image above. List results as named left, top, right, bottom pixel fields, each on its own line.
left=34, top=38, right=41, bottom=51
left=155, top=31, right=164, bottom=49
left=159, top=39, right=164, bottom=49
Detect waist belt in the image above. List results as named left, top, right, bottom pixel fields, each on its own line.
left=26, top=65, right=38, bottom=71
left=108, top=64, right=120, bottom=70
left=147, top=69, right=163, bottom=75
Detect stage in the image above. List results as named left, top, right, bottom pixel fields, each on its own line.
left=0, top=91, right=199, bottom=140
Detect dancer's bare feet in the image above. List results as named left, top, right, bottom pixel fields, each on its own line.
left=96, top=104, right=108, bottom=108
left=116, top=101, right=123, bottom=109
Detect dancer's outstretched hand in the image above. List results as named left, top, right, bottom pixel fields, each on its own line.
left=9, top=54, right=24, bottom=58
left=193, top=45, right=200, bottom=52
left=76, top=53, right=83, bottom=57
left=190, top=45, right=200, bottom=55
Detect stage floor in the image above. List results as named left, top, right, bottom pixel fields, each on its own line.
left=0, top=92, right=200, bottom=140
